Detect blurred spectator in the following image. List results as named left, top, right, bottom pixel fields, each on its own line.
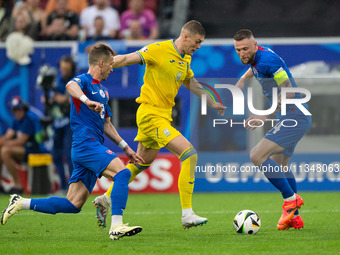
left=126, top=19, right=145, bottom=40
left=8, top=7, right=38, bottom=39
left=44, top=15, right=72, bottom=40
left=11, top=0, right=47, bottom=38
left=0, top=96, right=45, bottom=194
left=120, top=0, right=158, bottom=40
left=45, top=0, right=79, bottom=40
left=80, top=0, right=120, bottom=39
left=5, top=9, right=34, bottom=65
left=0, top=0, right=11, bottom=41
left=45, top=0, right=87, bottom=15
left=86, top=16, right=112, bottom=40
left=106, top=0, right=159, bottom=14
left=50, top=55, right=74, bottom=194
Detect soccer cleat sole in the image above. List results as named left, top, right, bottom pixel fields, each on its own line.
left=110, top=227, right=143, bottom=240
left=92, top=201, right=107, bottom=228
left=182, top=219, right=208, bottom=229
left=95, top=209, right=106, bottom=228
left=1, top=194, right=23, bottom=225
left=277, top=224, right=304, bottom=230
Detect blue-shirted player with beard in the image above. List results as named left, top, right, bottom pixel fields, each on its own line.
left=1, top=43, right=144, bottom=240
left=233, top=29, right=312, bottom=230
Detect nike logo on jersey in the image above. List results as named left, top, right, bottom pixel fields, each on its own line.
left=170, top=60, right=175, bottom=63
left=92, top=91, right=98, bottom=94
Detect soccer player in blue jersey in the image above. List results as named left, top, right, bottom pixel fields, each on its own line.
left=233, top=29, right=311, bottom=230
left=1, top=43, right=144, bottom=240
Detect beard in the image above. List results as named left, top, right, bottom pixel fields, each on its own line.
left=241, top=54, right=255, bottom=65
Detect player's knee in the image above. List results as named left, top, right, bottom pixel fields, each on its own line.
left=179, top=146, right=197, bottom=163
left=63, top=199, right=82, bottom=214
left=115, top=168, right=131, bottom=182
left=1, top=146, right=9, bottom=157
left=190, top=152, right=198, bottom=165
left=250, top=149, right=263, bottom=166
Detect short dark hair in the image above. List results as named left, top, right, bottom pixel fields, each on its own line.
left=88, top=43, right=115, bottom=66
left=233, top=29, right=254, bottom=41
left=182, top=20, right=206, bottom=37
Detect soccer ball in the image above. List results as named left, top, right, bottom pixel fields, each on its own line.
left=233, top=210, right=261, bottom=234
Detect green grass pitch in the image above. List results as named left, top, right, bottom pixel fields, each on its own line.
left=0, top=192, right=339, bottom=255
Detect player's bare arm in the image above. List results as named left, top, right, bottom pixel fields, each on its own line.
left=104, top=118, right=144, bottom=164
left=273, top=77, right=295, bottom=115
left=183, top=78, right=226, bottom=116
left=245, top=115, right=268, bottom=130
left=112, top=52, right=142, bottom=68
left=236, top=68, right=254, bottom=90
left=65, top=81, right=102, bottom=114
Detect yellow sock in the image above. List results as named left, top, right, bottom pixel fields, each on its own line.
left=178, top=146, right=197, bottom=209
left=105, top=163, right=150, bottom=197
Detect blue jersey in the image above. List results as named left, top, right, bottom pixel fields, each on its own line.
left=69, top=73, right=112, bottom=145
left=12, top=110, right=43, bottom=153
left=250, top=46, right=308, bottom=118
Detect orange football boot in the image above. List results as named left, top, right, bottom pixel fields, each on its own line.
left=278, top=194, right=304, bottom=226
left=277, top=215, right=304, bottom=230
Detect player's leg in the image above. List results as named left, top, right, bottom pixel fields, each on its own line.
left=103, top=142, right=158, bottom=197
left=166, top=134, right=208, bottom=229
left=1, top=181, right=86, bottom=225
left=93, top=142, right=158, bottom=227
left=251, top=139, right=303, bottom=226
left=271, top=153, right=304, bottom=230
left=1, top=145, right=25, bottom=193
left=101, top=158, right=142, bottom=240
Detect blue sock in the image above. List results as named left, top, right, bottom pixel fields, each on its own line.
left=30, top=197, right=81, bottom=214
left=111, top=168, right=131, bottom=215
left=259, top=158, right=294, bottom=199
left=284, top=168, right=299, bottom=215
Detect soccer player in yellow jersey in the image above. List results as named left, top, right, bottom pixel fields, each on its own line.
left=93, top=20, right=226, bottom=229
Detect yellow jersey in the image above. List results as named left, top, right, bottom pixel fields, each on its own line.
left=136, top=40, right=194, bottom=109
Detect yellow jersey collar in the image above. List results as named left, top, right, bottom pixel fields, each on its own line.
left=171, top=39, right=185, bottom=58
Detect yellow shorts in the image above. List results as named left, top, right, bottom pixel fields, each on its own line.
left=135, top=104, right=181, bottom=149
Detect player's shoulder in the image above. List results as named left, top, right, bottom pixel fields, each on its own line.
left=71, top=73, right=88, bottom=83
left=152, top=40, right=172, bottom=48
left=257, top=46, right=282, bottom=68
left=258, top=46, right=281, bottom=61
left=139, top=40, right=170, bottom=55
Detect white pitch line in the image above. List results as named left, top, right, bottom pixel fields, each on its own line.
left=8, top=209, right=340, bottom=217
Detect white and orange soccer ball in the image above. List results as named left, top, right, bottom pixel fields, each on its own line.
left=233, top=210, right=261, bottom=234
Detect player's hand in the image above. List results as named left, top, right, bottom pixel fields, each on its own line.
left=85, top=100, right=102, bottom=114
left=124, top=146, right=145, bottom=164
left=211, top=102, right=227, bottom=116
left=245, top=115, right=267, bottom=130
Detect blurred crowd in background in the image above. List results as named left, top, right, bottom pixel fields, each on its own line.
left=2, top=0, right=339, bottom=44
left=0, top=0, right=159, bottom=42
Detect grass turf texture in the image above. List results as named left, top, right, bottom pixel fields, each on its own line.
left=0, top=192, right=339, bottom=255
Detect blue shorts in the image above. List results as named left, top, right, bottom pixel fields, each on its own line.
left=69, top=137, right=117, bottom=193
left=264, top=114, right=311, bottom=157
